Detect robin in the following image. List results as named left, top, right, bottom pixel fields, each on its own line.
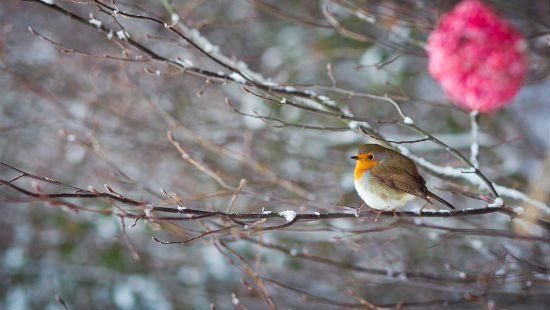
left=351, top=144, right=455, bottom=212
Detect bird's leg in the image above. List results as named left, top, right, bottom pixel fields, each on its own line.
left=392, top=209, right=398, bottom=217
left=371, top=209, right=383, bottom=222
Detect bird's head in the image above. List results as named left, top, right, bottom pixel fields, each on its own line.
left=350, top=144, right=386, bottom=180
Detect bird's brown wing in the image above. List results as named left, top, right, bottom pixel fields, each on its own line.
left=370, top=165, right=428, bottom=198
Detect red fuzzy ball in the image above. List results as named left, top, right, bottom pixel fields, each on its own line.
left=426, top=0, right=527, bottom=112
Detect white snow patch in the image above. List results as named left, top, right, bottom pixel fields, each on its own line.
left=340, top=106, right=354, bottom=117
left=344, top=209, right=359, bottom=217
left=65, top=144, right=85, bottom=163
left=41, top=0, right=54, bottom=4
left=229, top=72, right=246, bottom=83
left=488, top=197, right=503, bottom=208
left=116, top=30, right=129, bottom=39
left=262, top=210, right=272, bottom=215
left=314, top=212, right=321, bottom=216
left=231, top=293, right=239, bottom=305
left=114, top=283, right=134, bottom=309
left=403, top=116, right=414, bottom=125
left=279, top=210, right=296, bottom=222
left=144, top=205, right=152, bottom=217
left=203, top=42, right=219, bottom=53
left=89, top=17, right=102, bottom=28
left=4, top=247, right=25, bottom=269
left=171, top=13, right=180, bottom=23
left=470, top=110, right=480, bottom=168
left=355, top=11, right=376, bottom=23
left=348, top=121, right=359, bottom=129
left=470, top=239, right=483, bottom=250
left=348, top=120, right=371, bottom=129
left=304, top=89, right=316, bottom=96
left=511, top=206, right=524, bottom=215
left=175, top=59, right=193, bottom=68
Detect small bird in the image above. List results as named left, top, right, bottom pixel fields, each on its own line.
left=351, top=144, right=455, bottom=211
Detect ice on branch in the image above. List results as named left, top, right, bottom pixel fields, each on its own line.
left=88, top=14, right=102, bottom=28
left=344, top=209, right=359, bottom=217
left=204, top=44, right=219, bottom=53
left=340, top=106, right=354, bottom=118
left=175, top=59, right=193, bottom=68
left=279, top=210, right=296, bottom=222
left=41, top=0, right=54, bottom=5
left=348, top=121, right=369, bottom=129
left=488, top=197, right=504, bottom=208
left=411, top=208, right=451, bottom=214
left=229, top=72, right=246, bottom=83
left=511, top=206, right=524, bottom=215
left=116, top=30, right=130, bottom=40
left=304, top=89, right=316, bottom=96
left=355, top=11, right=376, bottom=23
left=470, top=110, right=480, bottom=168
left=317, top=95, right=337, bottom=108
left=191, top=33, right=220, bottom=53
left=144, top=205, right=152, bottom=217
left=403, top=116, right=414, bottom=125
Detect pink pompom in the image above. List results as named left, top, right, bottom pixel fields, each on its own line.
left=426, top=0, right=527, bottom=112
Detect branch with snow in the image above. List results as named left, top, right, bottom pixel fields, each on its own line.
left=469, top=110, right=480, bottom=168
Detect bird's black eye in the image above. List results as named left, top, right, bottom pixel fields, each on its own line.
left=367, top=154, right=374, bottom=160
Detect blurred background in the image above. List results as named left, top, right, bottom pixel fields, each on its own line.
left=1, top=0, right=549, bottom=309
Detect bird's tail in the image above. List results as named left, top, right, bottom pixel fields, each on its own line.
left=426, top=191, right=456, bottom=210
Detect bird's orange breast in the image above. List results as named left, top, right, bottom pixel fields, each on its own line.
left=354, top=160, right=378, bottom=181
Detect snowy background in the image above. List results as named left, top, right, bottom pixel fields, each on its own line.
left=1, top=0, right=549, bottom=309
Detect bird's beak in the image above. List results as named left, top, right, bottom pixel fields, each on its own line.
left=350, top=155, right=359, bottom=160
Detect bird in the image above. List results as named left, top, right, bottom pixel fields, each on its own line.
left=351, top=144, right=455, bottom=212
